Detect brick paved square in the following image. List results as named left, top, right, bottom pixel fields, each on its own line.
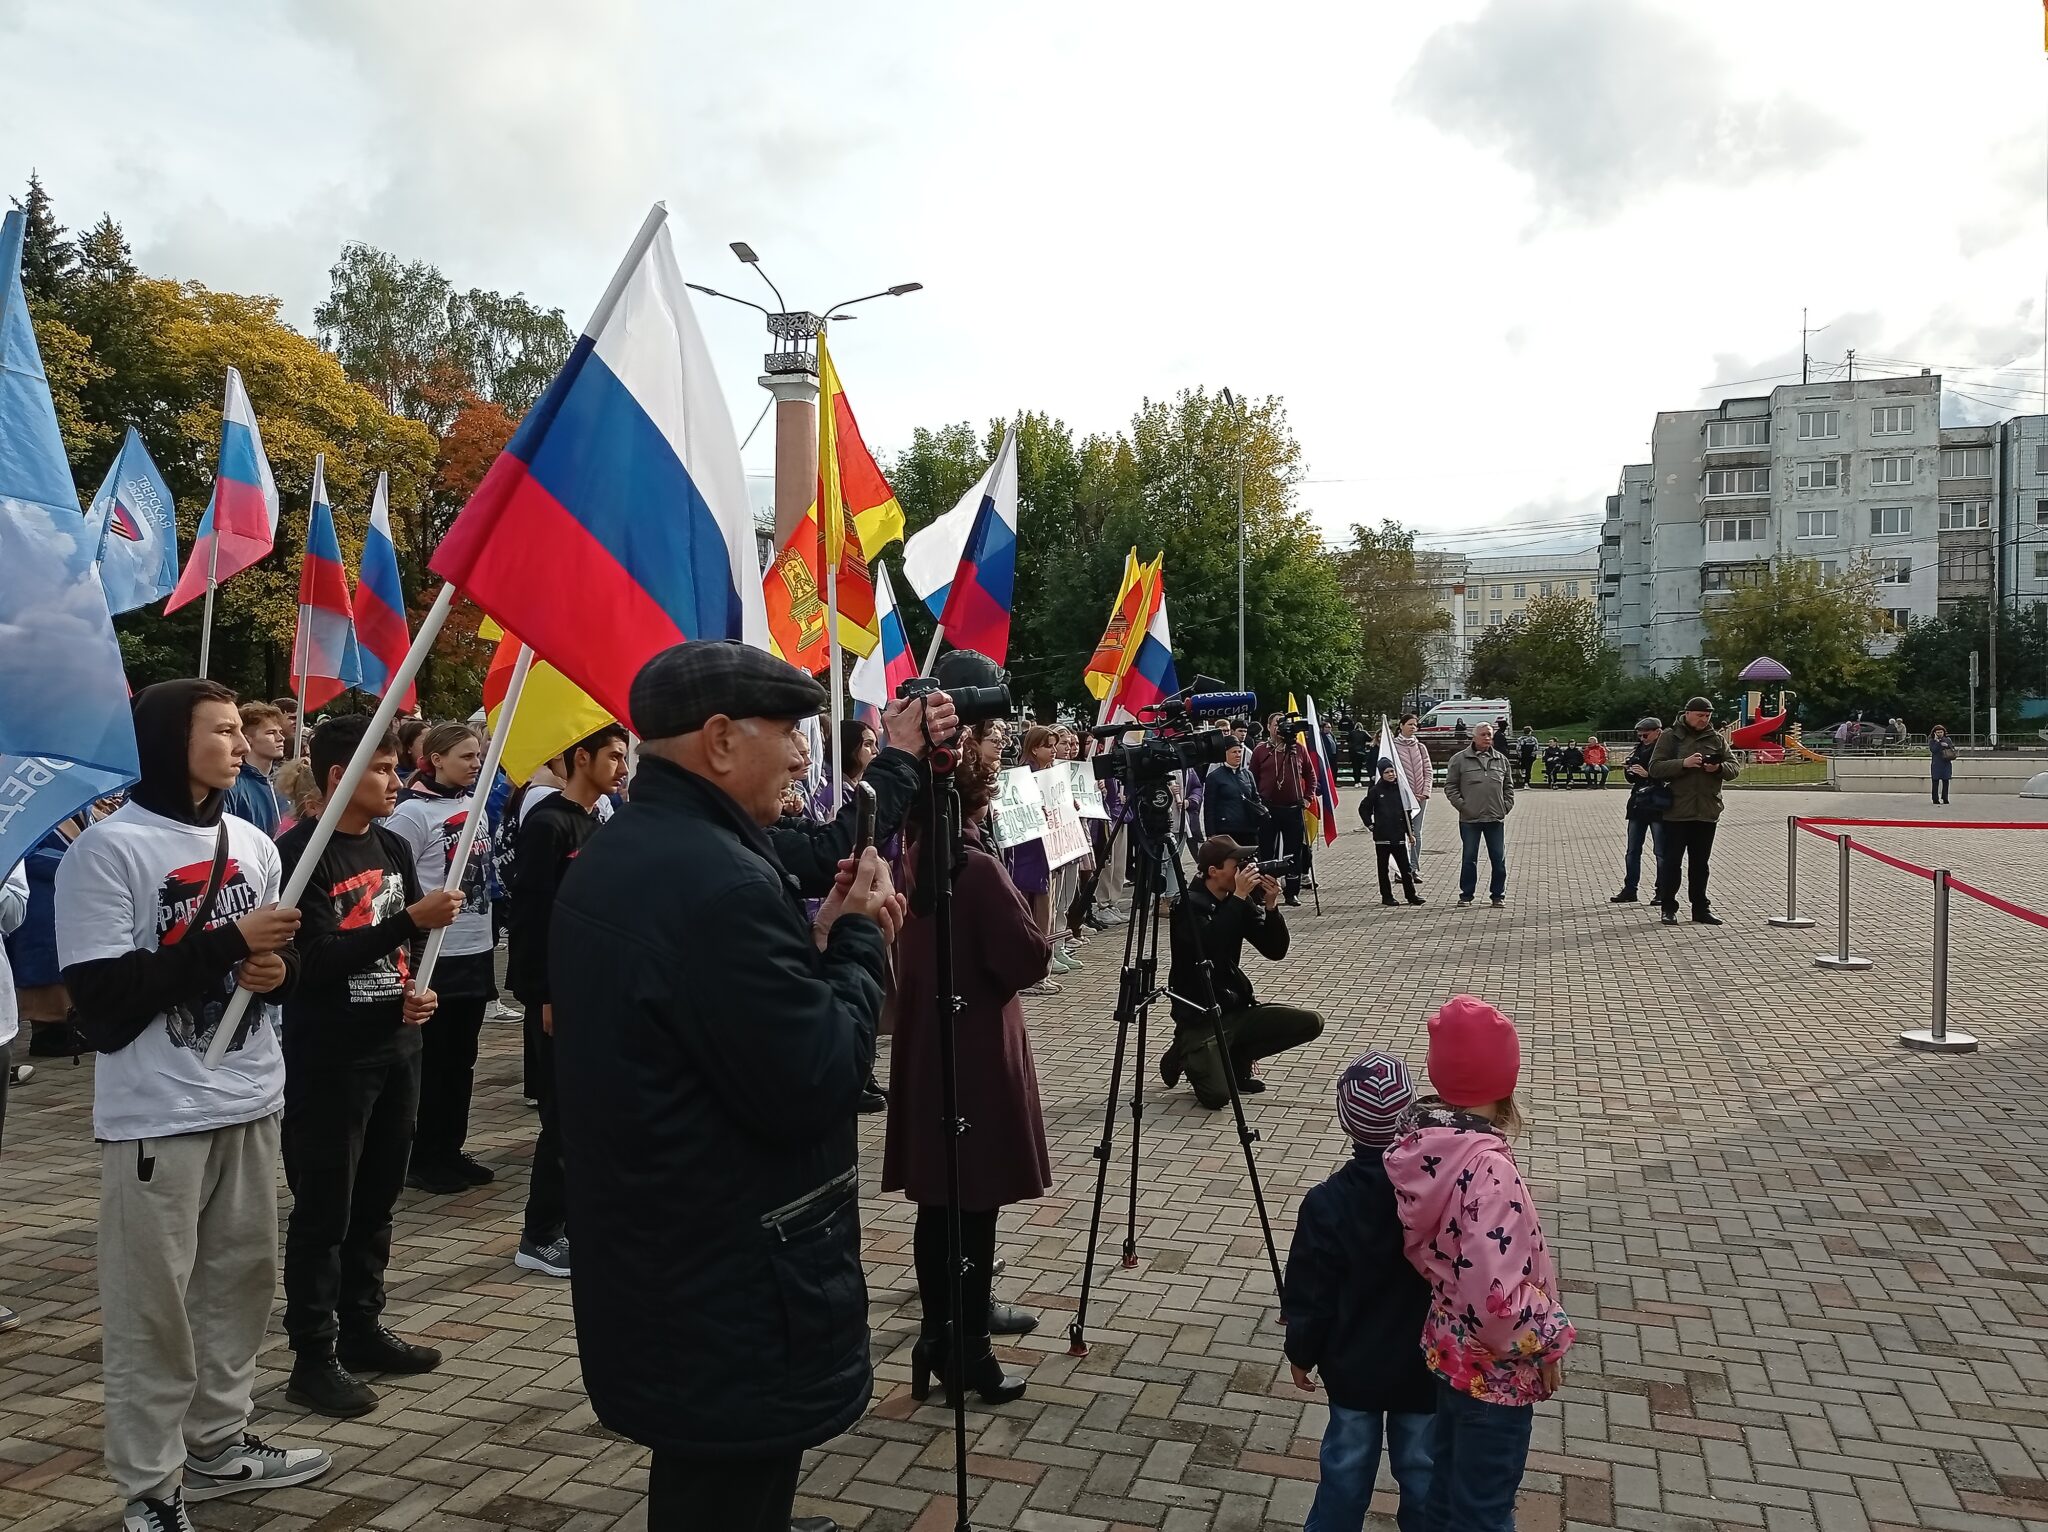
left=4, top=787, right=2046, bottom=1530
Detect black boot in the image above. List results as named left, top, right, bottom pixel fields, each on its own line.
left=337, top=1325, right=442, bottom=1376
left=909, top=1332, right=947, bottom=1402
left=286, top=1353, right=377, bottom=1418
left=946, top=1338, right=1027, bottom=1406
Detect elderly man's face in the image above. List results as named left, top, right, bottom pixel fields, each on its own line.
left=717, top=716, right=808, bottom=826
left=1473, top=725, right=1494, bottom=751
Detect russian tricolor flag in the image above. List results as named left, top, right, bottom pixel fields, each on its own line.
left=901, top=423, right=1018, bottom=663
left=354, top=472, right=416, bottom=712
left=431, top=205, right=768, bottom=730
left=167, top=367, right=278, bottom=611
left=1111, top=585, right=1180, bottom=718
left=849, top=562, right=917, bottom=711
left=292, top=455, right=361, bottom=712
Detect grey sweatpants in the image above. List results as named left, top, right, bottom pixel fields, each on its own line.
left=99, top=1113, right=281, bottom=1502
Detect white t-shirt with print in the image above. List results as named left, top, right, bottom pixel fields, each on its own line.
left=384, top=793, right=493, bottom=958
left=56, top=802, right=285, bottom=1142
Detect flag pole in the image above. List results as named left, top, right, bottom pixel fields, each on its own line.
left=827, top=557, right=844, bottom=809
left=292, top=604, right=311, bottom=747
left=203, top=580, right=459, bottom=1067
left=416, top=642, right=533, bottom=994
left=197, top=528, right=221, bottom=677
left=921, top=622, right=946, bottom=676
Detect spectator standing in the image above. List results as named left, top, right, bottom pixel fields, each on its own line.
left=57, top=680, right=331, bottom=1531
left=1390, top=714, right=1432, bottom=870
left=394, top=719, right=427, bottom=785
left=1359, top=760, right=1423, bottom=907
left=1443, top=723, right=1513, bottom=907
left=1284, top=1052, right=1436, bottom=1531
left=1384, top=997, right=1575, bottom=1532
left=1929, top=724, right=1956, bottom=804
left=1648, top=696, right=1739, bottom=925
left=1203, top=741, right=1264, bottom=845
left=385, top=722, right=500, bottom=1194
left=1347, top=717, right=1372, bottom=786
left=275, top=718, right=460, bottom=1418
left=551, top=643, right=899, bottom=1532
left=222, top=701, right=288, bottom=836
left=509, top=724, right=630, bottom=1279
left=1611, top=717, right=1670, bottom=904
left=1515, top=727, right=1537, bottom=789
left=273, top=758, right=321, bottom=838
left=889, top=750, right=1051, bottom=1406
left=1251, top=712, right=1313, bottom=904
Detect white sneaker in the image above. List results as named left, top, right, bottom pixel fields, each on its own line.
left=1048, top=948, right=1074, bottom=975
left=123, top=1491, right=195, bottom=1532
left=184, top=1432, right=332, bottom=1500
left=1058, top=941, right=1084, bottom=970
left=488, top=1000, right=523, bottom=1022
left=1022, top=978, right=1063, bottom=997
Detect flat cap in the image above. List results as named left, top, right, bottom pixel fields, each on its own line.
left=629, top=640, right=825, bottom=738
left=1635, top=716, right=1662, bottom=731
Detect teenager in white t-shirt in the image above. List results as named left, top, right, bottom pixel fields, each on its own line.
left=56, top=680, right=332, bottom=1532
left=383, top=721, right=499, bottom=1191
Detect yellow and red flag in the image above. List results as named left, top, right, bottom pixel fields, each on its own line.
left=764, top=331, right=898, bottom=670
left=480, top=617, right=614, bottom=785
left=1083, top=550, right=1163, bottom=701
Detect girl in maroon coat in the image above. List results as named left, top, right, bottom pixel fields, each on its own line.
left=885, top=750, right=1053, bottom=1407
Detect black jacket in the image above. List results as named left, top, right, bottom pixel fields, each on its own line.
left=1282, top=1148, right=1436, bottom=1413
left=1202, top=761, right=1263, bottom=840
left=1622, top=739, right=1668, bottom=821
left=507, top=792, right=602, bottom=1005
left=1168, top=880, right=1288, bottom=1027
left=550, top=756, right=886, bottom=1459
left=1358, top=779, right=1408, bottom=843
left=768, top=745, right=921, bottom=897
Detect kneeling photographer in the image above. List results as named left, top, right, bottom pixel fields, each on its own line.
left=1161, top=836, right=1324, bottom=1110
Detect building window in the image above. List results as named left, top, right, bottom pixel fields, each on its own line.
left=1880, top=608, right=1913, bottom=632
left=1488, top=610, right=1502, bottom=626
left=1938, top=500, right=1990, bottom=530
left=1566, top=581, right=1580, bottom=597
left=1708, top=517, right=1764, bottom=542
left=1539, top=582, right=1553, bottom=597
left=1489, top=584, right=1502, bottom=599
left=1794, top=458, right=1840, bottom=489
left=1797, top=409, right=1840, bottom=440
left=1875, top=557, right=1912, bottom=584
left=1870, top=456, right=1913, bottom=486
left=2036, top=444, right=2048, bottom=476
left=1705, top=418, right=1770, bottom=448
left=1869, top=505, right=1912, bottom=536
left=1512, top=583, right=1525, bottom=599
left=2037, top=550, right=2048, bottom=579
left=1940, top=548, right=1992, bottom=581
left=1796, top=509, right=1838, bottom=538
left=1871, top=404, right=1915, bottom=436
left=2038, top=499, right=2048, bottom=526
left=1704, top=467, right=1770, bottom=496
left=1807, top=558, right=1840, bottom=579
left=1940, top=446, right=1991, bottom=479
left=1701, top=566, right=1765, bottom=593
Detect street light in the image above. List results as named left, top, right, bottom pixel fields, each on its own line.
left=687, top=245, right=921, bottom=377
left=1221, top=387, right=1248, bottom=692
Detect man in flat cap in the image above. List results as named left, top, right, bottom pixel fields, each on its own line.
left=1648, top=696, right=1739, bottom=926
left=551, top=641, right=908, bottom=1532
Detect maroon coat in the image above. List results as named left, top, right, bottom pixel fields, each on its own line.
left=1252, top=739, right=1314, bottom=807
left=883, top=831, right=1053, bottom=1210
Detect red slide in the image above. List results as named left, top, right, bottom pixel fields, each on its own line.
left=1730, top=711, right=1789, bottom=761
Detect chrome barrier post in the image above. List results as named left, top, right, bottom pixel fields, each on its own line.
left=1901, top=869, right=1978, bottom=1052
left=1813, top=832, right=1873, bottom=971
left=1768, top=814, right=1816, bottom=928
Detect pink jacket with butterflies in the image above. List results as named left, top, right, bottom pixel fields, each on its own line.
left=1383, top=1103, right=1576, bottom=1405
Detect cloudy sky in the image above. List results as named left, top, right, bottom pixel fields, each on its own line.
left=6, top=0, right=2046, bottom=555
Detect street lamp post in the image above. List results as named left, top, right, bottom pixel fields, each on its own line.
left=1221, top=387, right=1248, bottom=692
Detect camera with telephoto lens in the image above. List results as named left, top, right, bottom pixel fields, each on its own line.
left=1253, top=853, right=1304, bottom=880
left=896, top=647, right=1012, bottom=725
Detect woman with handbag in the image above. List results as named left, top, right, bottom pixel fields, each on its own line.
left=1929, top=724, right=1957, bottom=805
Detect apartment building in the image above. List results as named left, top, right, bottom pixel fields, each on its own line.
left=1411, top=548, right=1602, bottom=695
left=1601, top=374, right=2016, bottom=675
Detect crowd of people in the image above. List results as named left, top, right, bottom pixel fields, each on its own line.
left=0, top=656, right=1776, bottom=1532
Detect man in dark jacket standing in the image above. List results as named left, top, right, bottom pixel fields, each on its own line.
left=1202, top=741, right=1263, bottom=843
left=1649, top=697, right=1740, bottom=925
left=551, top=642, right=903, bottom=1532
left=1611, top=717, right=1667, bottom=904
left=1251, top=713, right=1314, bottom=904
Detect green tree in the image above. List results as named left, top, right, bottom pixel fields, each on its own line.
left=1338, top=521, right=1451, bottom=720
left=1701, top=558, right=1886, bottom=721
left=1888, top=599, right=2048, bottom=732
left=10, top=170, right=74, bottom=301
left=1466, top=593, right=1618, bottom=725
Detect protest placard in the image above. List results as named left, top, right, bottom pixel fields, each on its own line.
left=987, top=765, right=1048, bottom=848
left=1035, top=766, right=1092, bottom=868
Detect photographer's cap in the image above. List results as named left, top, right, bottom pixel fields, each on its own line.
left=1195, top=834, right=1256, bottom=872
left=1336, top=1051, right=1414, bottom=1147
left=629, top=640, right=825, bottom=740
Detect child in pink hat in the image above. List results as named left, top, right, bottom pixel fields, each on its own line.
left=1383, top=995, right=1576, bottom=1532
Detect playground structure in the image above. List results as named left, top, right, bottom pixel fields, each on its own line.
left=1728, top=655, right=1827, bottom=763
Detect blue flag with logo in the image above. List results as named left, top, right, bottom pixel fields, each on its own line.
left=90, top=426, right=179, bottom=614
left=0, top=209, right=140, bottom=876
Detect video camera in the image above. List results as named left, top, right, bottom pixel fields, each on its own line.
left=896, top=647, right=1013, bottom=726
left=1273, top=713, right=1310, bottom=741
left=1090, top=688, right=1257, bottom=786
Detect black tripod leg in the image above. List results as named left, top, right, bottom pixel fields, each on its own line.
left=1067, top=873, right=1147, bottom=1358
left=1122, top=862, right=1157, bottom=1269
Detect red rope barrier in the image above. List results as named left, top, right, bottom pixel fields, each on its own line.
left=1792, top=817, right=2048, bottom=925
left=1946, top=875, right=2048, bottom=931
left=1795, top=816, right=2048, bottom=832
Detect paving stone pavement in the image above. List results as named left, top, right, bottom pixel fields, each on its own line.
left=4, top=786, right=2048, bottom=1532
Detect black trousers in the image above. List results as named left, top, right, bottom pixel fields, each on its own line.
left=647, top=1450, right=802, bottom=1532
left=1374, top=841, right=1417, bottom=901
left=1655, top=819, right=1718, bottom=915
left=1258, top=804, right=1306, bottom=893
left=913, top=1203, right=998, bottom=1350
left=1177, top=1004, right=1325, bottom=1109
left=415, top=991, right=488, bottom=1166
left=1932, top=775, right=1951, bottom=804
left=521, top=1004, right=566, bottom=1243
left=282, top=1042, right=420, bottom=1352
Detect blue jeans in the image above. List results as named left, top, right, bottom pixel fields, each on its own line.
left=1305, top=1405, right=1434, bottom=1532
left=1619, top=817, right=1665, bottom=896
left=1458, top=821, right=1507, bottom=902
left=1423, top=1378, right=1533, bottom=1531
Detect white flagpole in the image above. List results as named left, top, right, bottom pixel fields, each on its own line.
left=197, top=531, right=221, bottom=677
left=204, top=581, right=459, bottom=1066
left=921, top=622, right=946, bottom=676
left=292, top=604, right=311, bottom=750
left=415, top=642, right=533, bottom=993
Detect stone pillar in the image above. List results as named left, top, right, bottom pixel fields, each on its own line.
left=761, top=372, right=819, bottom=549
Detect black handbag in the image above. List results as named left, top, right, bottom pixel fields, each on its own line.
left=79, top=823, right=230, bottom=1054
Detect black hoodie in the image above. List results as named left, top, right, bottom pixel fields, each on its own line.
left=63, top=680, right=298, bottom=1036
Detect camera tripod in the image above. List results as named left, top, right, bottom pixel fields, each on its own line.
left=1067, top=776, right=1286, bottom=1358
